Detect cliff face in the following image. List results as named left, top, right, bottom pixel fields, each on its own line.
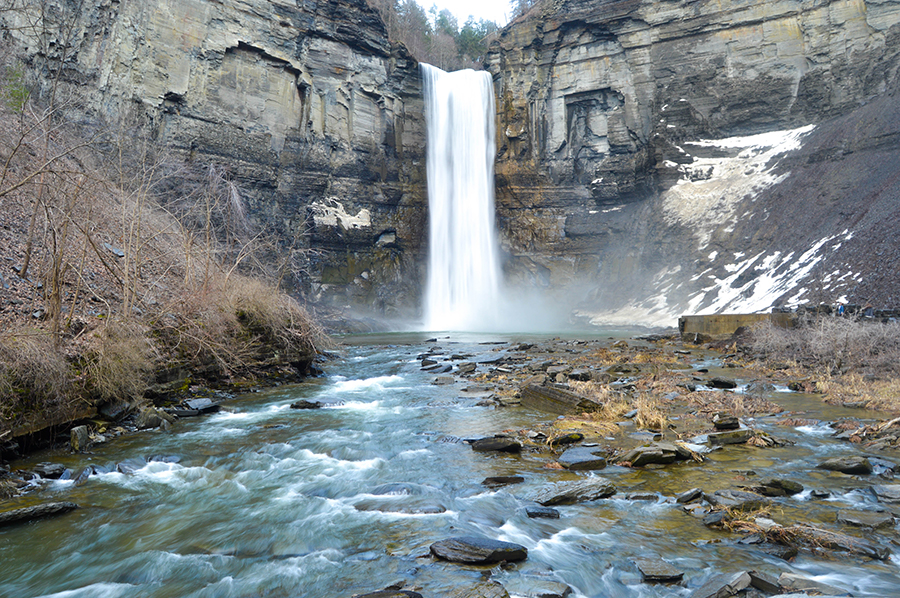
left=4, top=0, right=427, bottom=317
left=489, top=0, right=900, bottom=324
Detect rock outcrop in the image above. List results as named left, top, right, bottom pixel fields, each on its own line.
left=488, top=0, right=900, bottom=324
left=3, top=0, right=427, bottom=316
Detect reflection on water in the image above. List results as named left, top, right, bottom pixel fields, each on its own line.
left=1, top=335, right=898, bottom=597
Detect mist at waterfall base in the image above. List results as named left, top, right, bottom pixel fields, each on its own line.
left=421, top=64, right=572, bottom=334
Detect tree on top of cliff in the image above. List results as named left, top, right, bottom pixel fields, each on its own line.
left=367, top=0, right=498, bottom=70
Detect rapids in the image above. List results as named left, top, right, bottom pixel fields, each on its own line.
left=1, top=334, right=898, bottom=597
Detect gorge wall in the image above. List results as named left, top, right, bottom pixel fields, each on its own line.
left=7, top=0, right=900, bottom=328
left=2, top=0, right=428, bottom=319
left=488, top=0, right=900, bottom=325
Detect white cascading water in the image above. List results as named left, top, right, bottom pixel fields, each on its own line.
left=421, top=64, right=503, bottom=331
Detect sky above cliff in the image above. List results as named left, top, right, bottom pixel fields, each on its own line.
left=421, top=0, right=511, bottom=26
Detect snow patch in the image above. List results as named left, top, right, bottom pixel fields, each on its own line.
left=661, top=125, right=815, bottom=248
left=310, top=198, right=371, bottom=229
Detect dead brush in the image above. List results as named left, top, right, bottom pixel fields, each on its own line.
left=0, top=329, right=71, bottom=434
left=80, top=318, right=155, bottom=403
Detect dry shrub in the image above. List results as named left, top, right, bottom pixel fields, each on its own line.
left=80, top=319, right=155, bottom=404
left=750, top=318, right=900, bottom=376
left=0, top=329, right=71, bottom=434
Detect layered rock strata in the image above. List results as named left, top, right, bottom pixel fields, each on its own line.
left=488, top=0, right=900, bottom=324
left=3, top=0, right=427, bottom=315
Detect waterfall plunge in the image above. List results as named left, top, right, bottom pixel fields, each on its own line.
left=422, top=64, right=503, bottom=332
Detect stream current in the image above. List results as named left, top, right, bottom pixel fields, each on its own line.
left=2, top=333, right=899, bottom=597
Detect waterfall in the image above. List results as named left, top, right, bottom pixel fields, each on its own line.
left=421, top=64, right=503, bottom=331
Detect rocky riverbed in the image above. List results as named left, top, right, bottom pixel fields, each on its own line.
left=1, top=331, right=899, bottom=597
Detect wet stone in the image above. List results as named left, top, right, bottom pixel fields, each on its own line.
left=817, top=455, right=873, bottom=475
left=707, top=428, right=752, bottom=445
left=712, top=413, right=740, bottom=430
left=525, top=506, right=560, bottom=519
left=32, top=463, right=66, bottom=479
left=290, top=400, right=322, bottom=409
left=675, top=487, right=703, bottom=504
left=706, top=489, right=770, bottom=512
left=872, top=484, right=900, bottom=502
left=707, top=377, right=738, bottom=390
left=356, top=591, right=423, bottom=598
left=70, top=425, right=91, bottom=453
left=747, top=570, right=780, bottom=594
left=836, top=509, right=895, bottom=528
left=690, top=571, right=750, bottom=598
left=448, top=581, right=510, bottom=598
left=471, top=437, right=522, bottom=453
left=626, top=492, right=658, bottom=501
left=633, top=557, right=683, bottom=582
left=557, top=446, right=607, bottom=470
left=0, top=501, right=79, bottom=527
left=778, top=572, right=850, bottom=596
left=747, top=478, right=804, bottom=497
left=618, top=441, right=693, bottom=467
left=482, top=476, right=525, bottom=488
left=432, top=376, right=455, bottom=385
left=503, top=579, right=572, bottom=598
left=430, top=536, right=527, bottom=564
left=526, top=476, right=617, bottom=506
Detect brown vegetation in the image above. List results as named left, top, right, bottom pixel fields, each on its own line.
left=748, top=318, right=900, bottom=412
left=0, top=41, right=324, bottom=439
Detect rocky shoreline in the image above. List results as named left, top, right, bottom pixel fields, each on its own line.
left=2, top=329, right=899, bottom=597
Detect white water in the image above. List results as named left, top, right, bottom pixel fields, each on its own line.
left=422, top=64, right=503, bottom=331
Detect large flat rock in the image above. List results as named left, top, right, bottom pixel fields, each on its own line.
left=430, top=536, right=527, bottom=564
left=526, top=477, right=616, bottom=506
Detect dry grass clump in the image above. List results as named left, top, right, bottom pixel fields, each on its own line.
left=0, top=330, right=71, bottom=435
left=633, top=394, right=667, bottom=431
left=79, top=319, right=155, bottom=404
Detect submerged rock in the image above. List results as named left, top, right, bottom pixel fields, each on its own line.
left=778, top=572, right=850, bottom=596
left=745, top=478, right=804, bottom=497
left=0, top=502, right=79, bottom=527
left=32, top=462, right=66, bottom=479
left=526, top=476, right=616, bottom=505
left=836, top=509, right=895, bottom=529
left=290, top=400, right=322, bottom=409
left=430, top=536, right=527, bottom=564
left=471, top=437, right=522, bottom=453
left=482, top=476, right=525, bottom=488
left=707, top=429, right=752, bottom=445
left=356, top=591, right=423, bottom=598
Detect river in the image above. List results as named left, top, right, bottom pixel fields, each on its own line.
left=1, top=333, right=898, bottom=597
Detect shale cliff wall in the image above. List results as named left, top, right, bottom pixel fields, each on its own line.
left=489, top=0, right=900, bottom=325
left=3, top=0, right=427, bottom=317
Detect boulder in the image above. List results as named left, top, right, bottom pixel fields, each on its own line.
left=135, top=407, right=176, bottom=429
left=0, top=501, right=79, bottom=527
left=526, top=476, right=616, bottom=506
left=707, top=377, right=738, bottom=390
left=706, top=489, right=770, bottom=512
left=633, top=556, right=684, bottom=582
left=472, top=437, right=522, bottom=453
left=32, top=462, right=66, bottom=479
left=618, top=442, right=694, bottom=467
left=70, top=425, right=91, bottom=453
left=817, top=456, right=873, bottom=475
left=557, top=446, right=607, bottom=470
left=183, top=398, right=220, bottom=413
left=457, top=362, right=477, bottom=375
left=430, top=536, right=527, bottom=564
